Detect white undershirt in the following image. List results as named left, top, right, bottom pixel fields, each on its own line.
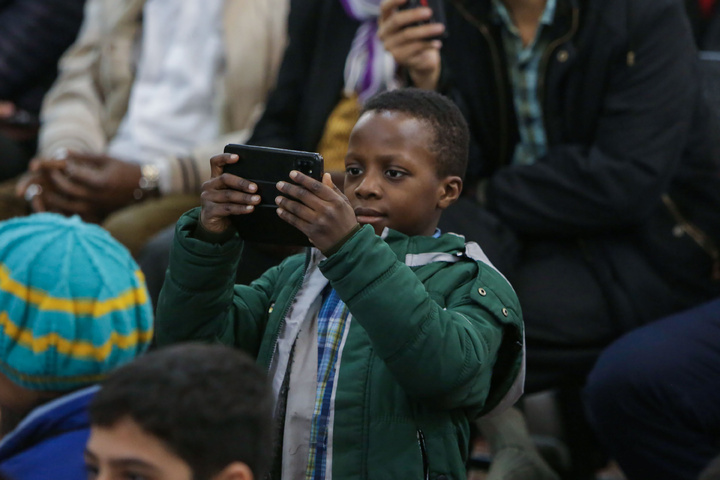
left=108, top=0, right=225, bottom=173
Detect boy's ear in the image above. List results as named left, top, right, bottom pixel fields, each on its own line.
left=437, top=176, right=463, bottom=210
left=212, top=462, right=254, bottom=480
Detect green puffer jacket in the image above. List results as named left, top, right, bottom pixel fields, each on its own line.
left=156, top=208, right=524, bottom=480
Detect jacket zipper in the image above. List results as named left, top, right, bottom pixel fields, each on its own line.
left=417, top=429, right=430, bottom=480
left=450, top=1, right=510, bottom=167
left=662, top=195, right=720, bottom=281
left=537, top=6, right=580, bottom=144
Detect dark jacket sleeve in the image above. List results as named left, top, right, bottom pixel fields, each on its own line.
left=0, top=0, right=85, bottom=107
left=486, top=0, right=702, bottom=235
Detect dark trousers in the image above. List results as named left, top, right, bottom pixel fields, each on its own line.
left=584, top=298, right=720, bottom=480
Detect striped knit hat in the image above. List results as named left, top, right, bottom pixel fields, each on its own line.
left=0, top=213, right=153, bottom=392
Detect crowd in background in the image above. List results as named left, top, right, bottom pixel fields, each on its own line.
left=0, top=0, right=719, bottom=479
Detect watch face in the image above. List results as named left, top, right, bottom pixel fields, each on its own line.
left=139, top=164, right=160, bottom=190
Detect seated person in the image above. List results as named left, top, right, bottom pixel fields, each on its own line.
left=380, top=0, right=720, bottom=392
left=86, top=343, right=273, bottom=480
left=379, top=0, right=720, bottom=475
left=0, top=0, right=288, bottom=256
left=154, top=88, right=525, bottom=479
left=585, top=297, right=720, bottom=480
left=0, top=213, right=153, bottom=480
left=0, top=0, right=85, bottom=182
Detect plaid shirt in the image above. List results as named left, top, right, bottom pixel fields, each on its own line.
left=492, top=0, right=557, bottom=165
left=305, top=287, right=351, bottom=480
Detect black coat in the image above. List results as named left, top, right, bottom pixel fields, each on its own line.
left=248, top=0, right=358, bottom=152
left=440, top=0, right=720, bottom=325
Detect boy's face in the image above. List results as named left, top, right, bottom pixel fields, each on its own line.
left=344, top=110, right=460, bottom=236
left=85, top=416, right=193, bottom=480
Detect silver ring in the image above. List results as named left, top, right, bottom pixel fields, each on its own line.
left=52, top=147, right=69, bottom=160
left=24, top=184, right=43, bottom=203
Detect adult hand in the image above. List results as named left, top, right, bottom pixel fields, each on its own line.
left=199, top=153, right=261, bottom=234
left=15, top=156, right=68, bottom=214
left=275, top=171, right=358, bottom=253
left=378, top=0, right=444, bottom=90
left=45, top=151, right=142, bottom=219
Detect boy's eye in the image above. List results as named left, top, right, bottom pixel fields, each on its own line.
left=385, top=169, right=405, bottom=179
left=346, top=167, right=362, bottom=176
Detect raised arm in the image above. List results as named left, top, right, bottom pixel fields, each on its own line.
left=320, top=227, right=523, bottom=415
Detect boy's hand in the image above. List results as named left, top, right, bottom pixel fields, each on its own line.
left=378, top=0, right=443, bottom=91
left=200, top=153, right=261, bottom=234
left=276, top=171, right=358, bottom=253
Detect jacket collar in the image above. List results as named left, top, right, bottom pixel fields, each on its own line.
left=0, top=385, right=98, bottom=459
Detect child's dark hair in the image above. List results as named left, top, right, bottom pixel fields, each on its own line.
left=361, top=88, right=469, bottom=180
left=89, top=343, right=273, bottom=480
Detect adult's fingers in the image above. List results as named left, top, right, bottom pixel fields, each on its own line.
left=15, top=172, right=41, bottom=197
left=50, top=169, right=95, bottom=200
left=43, top=190, right=94, bottom=216
left=379, top=0, right=408, bottom=23
left=382, top=23, right=444, bottom=51
left=379, top=3, right=433, bottom=40
left=28, top=157, right=67, bottom=173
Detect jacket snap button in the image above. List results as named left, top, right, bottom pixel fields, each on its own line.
left=502, top=308, right=509, bottom=317
left=478, top=288, right=487, bottom=296
left=557, top=50, right=569, bottom=62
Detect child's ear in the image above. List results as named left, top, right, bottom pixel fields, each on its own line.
left=437, top=176, right=463, bottom=210
left=212, top=462, right=254, bottom=480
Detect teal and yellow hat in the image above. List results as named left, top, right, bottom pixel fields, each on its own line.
left=0, top=213, right=153, bottom=391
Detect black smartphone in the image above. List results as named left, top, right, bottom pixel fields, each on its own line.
left=222, top=144, right=324, bottom=246
left=398, top=0, right=447, bottom=41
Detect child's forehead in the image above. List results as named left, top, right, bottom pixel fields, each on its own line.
left=352, top=110, right=435, bottom=147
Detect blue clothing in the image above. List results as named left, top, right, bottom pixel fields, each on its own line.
left=585, top=299, right=720, bottom=480
left=0, top=386, right=97, bottom=480
left=307, top=288, right=351, bottom=479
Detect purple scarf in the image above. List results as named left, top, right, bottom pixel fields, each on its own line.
left=340, top=0, right=398, bottom=102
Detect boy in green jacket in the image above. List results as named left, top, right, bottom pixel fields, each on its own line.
left=156, top=88, right=524, bottom=480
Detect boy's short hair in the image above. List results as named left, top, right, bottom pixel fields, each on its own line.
left=89, top=343, right=273, bottom=479
left=361, top=88, right=469, bottom=180
left=0, top=213, right=153, bottom=392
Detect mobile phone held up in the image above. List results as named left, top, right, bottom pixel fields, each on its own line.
left=398, top=0, right=447, bottom=41
left=222, top=144, right=324, bottom=246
